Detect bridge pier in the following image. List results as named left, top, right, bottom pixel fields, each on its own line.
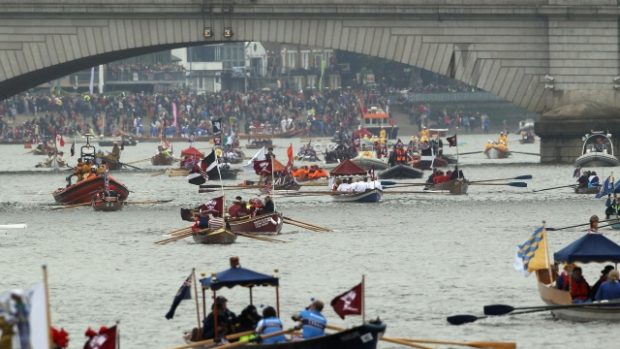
left=535, top=103, right=620, bottom=164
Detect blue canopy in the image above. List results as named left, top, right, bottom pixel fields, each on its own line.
left=200, top=265, right=279, bottom=291
left=554, top=234, right=620, bottom=264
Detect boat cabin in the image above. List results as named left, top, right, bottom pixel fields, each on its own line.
left=582, top=131, right=614, bottom=156
left=361, top=107, right=398, bottom=140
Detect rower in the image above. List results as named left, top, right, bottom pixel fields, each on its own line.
left=259, top=196, right=274, bottom=215
left=228, top=196, right=249, bottom=218
left=292, top=300, right=326, bottom=339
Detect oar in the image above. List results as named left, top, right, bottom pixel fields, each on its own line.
left=120, top=162, right=142, bottom=170
left=397, top=337, right=516, bottom=349
left=282, top=216, right=332, bottom=232
left=484, top=301, right=620, bottom=316
left=169, top=330, right=254, bottom=349
left=155, top=231, right=194, bottom=245
left=469, top=182, right=527, bottom=188
left=50, top=202, right=90, bottom=210
left=546, top=217, right=620, bottom=231
left=236, top=232, right=286, bottom=243
left=532, top=184, right=577, bottom=192
left=447, top=308, right=548, bottom=325
left=458, top=151, right=483, bottom=156
left=0, top=224, right=27, bottom=229
left=125, top=157, right=152, bottom=165
left=469, top=175, right=533, bottom=183
left=126, top=199, right=174, bottom=205
left=283, top=218, right=327, bottom=232
left=383, top=190, right=452, bottom=195
left=171, top=328, right=297, bottom=349
left=511, top=151, right=540, bottom=156
left=200, top=184, right=260, bottom=189
left=325, top=325, right=433, bottom=349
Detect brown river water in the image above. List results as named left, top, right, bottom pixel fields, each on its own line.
left=0, top=134, right=614, bottom=348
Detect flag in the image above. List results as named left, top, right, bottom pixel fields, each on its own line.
left=84, top=325, right=117, bottom=349
left=447, top=135, right=457, bottom=147
left=89, top=67, right=95, bottom=95
left=243, top=147, right=266, bottom=173
left=514, top=227, right=548, bottom=276
left=70, top=141, right=75, bottom=157
left=212, top=118, right=222, bottom=135
left=253, top=159, right=272, bottom=176
left=330, top=282, right=363, bottom=320
left=573, top=167, right=581, bottom=178
left=28, top=283, right=50, bottom=349
left=187, top=149, right=220, bottom=185
left=199, top=196, right=224, bottom=217
left=287, top=144, right=294, bottom=167
left=59, top=135, right=65, bottom=147
left=165, top=272, right=193, bottom=320
left=172, top=102, right=178, bottom=128
left=596, top=176, right=614, bottom=199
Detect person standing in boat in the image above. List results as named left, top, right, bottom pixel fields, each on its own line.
left=292, top=300, right=326, bottom=339
left=255, top=306, right=287, bottom=344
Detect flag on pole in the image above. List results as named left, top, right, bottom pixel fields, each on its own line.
left=212, top=118, right=222, bottom=135
left=595, top=176, right=614, bottom=199
left=172, top=102, right=178, bottom=128
left=330, top=282, right=364, bottom=319
left=286, top=144, right=294, bottom=167
left=70, top=141, right=75, bottom=157
left=573, top=167, right=581, bottom=178
left=514, top=227, right=549, bottom=276
left=187, top=149, right=219, bottom=185
left=165, top=271, right=193, bottom=320
left=446, top=135, right=457, bottom=147
left=84, top=325, right=117, bottom=349
left=243, top=147, right=266, bottom=173
left=89, top=67, right=95, bottom=95
left=28, top=283, right=50, bottom=349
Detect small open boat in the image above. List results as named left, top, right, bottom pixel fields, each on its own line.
left=575, top=186, right=600, bottom=194
left=428, top=178, right=469, bottom=195
left=151, top=154, right=175, bottom=166
left=379, top=164, right=423, bottom=179
left=192, top=227, right=237, bottom=245
left=533, top=232, right=620, bottom=322
left=228, top=212, right=283, bottom=236
left=332, top=188, right=383, bottom=203
left=484, top=143, right=510, bottom=159
left=574, top=131, right=619, bottom=167
left=91, top=190, right=124, bottom=212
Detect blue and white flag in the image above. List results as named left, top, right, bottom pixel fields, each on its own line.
left=514, top=227, right=547, bottom=276
left=595, top=176, right=614, bottom=199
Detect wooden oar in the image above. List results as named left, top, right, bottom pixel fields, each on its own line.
left=532, top=184, right=576, bottom=192
left=546, top=218, right=620, bottom=231
left=200, top=184, right=261, bottom=189
left=325, top=325, right=432, bottom=349
left=169, top=227, right=193, bottom=236
left=283, top=218, right=326, bottom=232
left=126, top=199, right=174, bottom=205
left=236, top=232, right=286, bottom=243
left=484, top=300, right=620, bottom=316
left=458, top=151, right=483, bottom=156
left=511, top=151, right=540, bottom=156
left=397, top=337, right=516, bottom=349
left=170, top=328, right=297, bottom=349
left=283, top=217, right=328, bottom=231
left=155, top=231, right=194, bottom=245
left=383, top=190, right=452, bottom=195
left=469, top=175, right=533, bottom=183
left=50, top=202, right=90, bottom=210
left=282, top=216, right=332, bottom=232
left=150, top=171, right=166, bottom=177
left=469, top=182, right=527, bottom=188
left=167, top=329, right=256, bottom=349
left=125, top=157, right=153, bottom=165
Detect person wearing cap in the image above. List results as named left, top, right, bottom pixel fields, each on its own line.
left=569, top=266, right=591, bottom=303
left=591, top=265, right=615, bottom=300
left=255, top=306, right=286, bottom=344
left=228, top=196, right=249, bottom=218
left=202, top=296, right=237, bottom=340
left=588, top=215, right=600, bottom=234
left=292, top=300, right=326, bottom=339
left=594, top=270, right=620, bottom=301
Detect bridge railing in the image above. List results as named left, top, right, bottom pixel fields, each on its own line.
left=402, top=92, right=504, bottom=104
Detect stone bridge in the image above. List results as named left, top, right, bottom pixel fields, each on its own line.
left=1, top=0, right=620, bottom=162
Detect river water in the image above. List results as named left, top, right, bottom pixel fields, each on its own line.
left=0, top=134, right=613, bottom=349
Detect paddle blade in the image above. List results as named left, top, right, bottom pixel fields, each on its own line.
left=515, top=175, right=533, bottom=180
left=470, top=341, right=517, bottom=349
left=381, top=180, right=397, bottom=186
left=508, top=182, right=527, bottom=187
left=446, top=314, right=479, bottom=325
left=483, top=304, right=515, bottom=316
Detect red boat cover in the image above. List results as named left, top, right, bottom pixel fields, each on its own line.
left=181, top=146, right=204, bottom=158
left=330, top=160, right=367, bottom=176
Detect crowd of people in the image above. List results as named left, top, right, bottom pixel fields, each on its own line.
left=106, top=63, right=185, bottom=82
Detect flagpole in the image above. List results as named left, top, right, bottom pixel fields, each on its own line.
left=362, top=275, right=366, bottom=324
left=542, top=221, right=553, bottom=282
left=42, top=264, right=53, bottom=347
left=116, top=320, right=120, bottom=349
left=192, top=268, right=201, bottom=330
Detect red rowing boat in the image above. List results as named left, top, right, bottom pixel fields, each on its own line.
left=228, top=212, right=283, bottom=236
left=53, top=176, right=129, bottom=205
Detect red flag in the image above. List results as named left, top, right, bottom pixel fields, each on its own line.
left=199, top=196, right=224, bottom=217
left=446, top=135, right=457, bottom=147
left=287, top=144, right=294, bottom=167
left=84, top=325, right=116, bottom=349
left=253, top=159, right=272, bottom=176
left=330, top=282, right=363, bottom=320
left=60, top=135, right=65, bottom=147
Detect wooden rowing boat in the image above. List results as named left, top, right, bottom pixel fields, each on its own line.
left=332, top=188, right=382, bottom=203
left=228, top=212, right=283, bottom=236
left=151, top=154, right=175, bottom=166
left=429, top=178, right=469, bottom=195
left=192, top=227, right=237, bottom=245
left=92, top=191, right=124, bottom=212
left=574, top=186, right=600, bottom=194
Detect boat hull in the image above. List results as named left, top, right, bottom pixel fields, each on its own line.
left=92, top=197, right=124, bottom=212
left=332, top=189, right=382, bottom=203
left=484, top=147, right=510, bottom=159
left=351, top=157, right=389, bottom=171
left=574, top=153, right=619, bottom=167
left=228, top=212, right=283, bottom=236
left=379, top=164, right=423, bottom=179
left=151, top=154, right=175, bottom=166
left=430, top=178, right=469, bottom=195
left=53, top=176, right=129, bottom=205
left=574, top=186, right=600, bottom=194
left=192, top=228, right=237, bottom=245
left=167, top=168, right=190, bottom=177
left=243, top=322, right=386, bottom=349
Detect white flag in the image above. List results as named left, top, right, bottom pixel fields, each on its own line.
left=89, top=67, right=95, bottom=95
left=243, top=147, right=266, bottom=173
left=28, top=283, right=50, bottom=349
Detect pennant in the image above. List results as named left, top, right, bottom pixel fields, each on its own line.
left=330, top=282, right=363, bottom=320
left=447, top=135, right=457, bottom=147
left=70, top=142, right=75, bottom=157
left=596, top=176, right=614, bottom=199
left=212, top=118, right=222, bottom=135
left=253, top=159, right=272, bottom=176
left=84, top=325, right=117, bottom=349
left=199, top=196, right=224, bottom=218
left=287, top=144, right=294, bottom=167
left=59, top=135, right=65, bottom=147
left=165, top=272, right=193, bottom=320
